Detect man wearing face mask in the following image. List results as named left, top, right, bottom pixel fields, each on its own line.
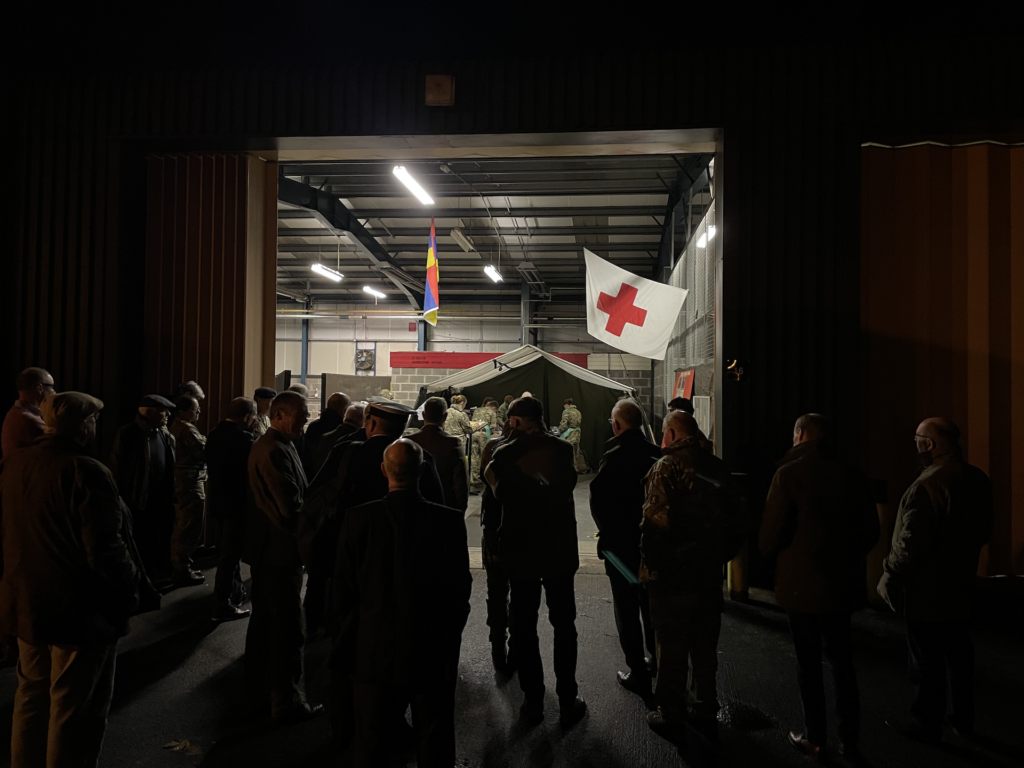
left=878, top=418, right=993, bottom=745
left=109, top=395, right=177, bottom=579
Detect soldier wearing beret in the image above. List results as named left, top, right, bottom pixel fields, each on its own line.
left=252, top=386, right=277, bottom=438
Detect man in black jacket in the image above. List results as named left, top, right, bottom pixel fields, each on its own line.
left=109, top=394, right=177, bottom=579
left=333, top=439, right=471, bottom=767
left=760, top=414, right=879, bottom=761
left=485, top=396, right=587, bottom=727
left=206, top=397, right=257, bottom=621
left=306, top=403, right=365, bottom=479
left=0, top=392, right=139, bottom=768
left=590, top=400, right=661, bottom=696
left=303, top=392, right=350, bottom=475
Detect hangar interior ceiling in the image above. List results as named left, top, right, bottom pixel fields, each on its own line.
left=276, top=153, right=714, bottom=312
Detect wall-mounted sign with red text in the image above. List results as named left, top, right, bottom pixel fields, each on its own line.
left=391, top=351, right=589, bottom=370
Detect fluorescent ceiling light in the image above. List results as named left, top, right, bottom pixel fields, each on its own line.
left=363, top=286, right=387, bottom=299
left=450, top=227, right=476, bottom=252
left=392, top=166, right=434, bottom=205
left=484, top=264, right=504, bottom=283
left=311, top=263, right=344, bottom=282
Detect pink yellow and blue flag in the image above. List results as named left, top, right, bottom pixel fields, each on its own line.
left=423, top=218, right=440, bottom=326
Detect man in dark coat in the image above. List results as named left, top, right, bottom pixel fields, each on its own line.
left=333, top=439, right=471, bottom=768
left=303, top=392, right=350, bottom=475
left=206, top=397, right=257, bottom=621
left=485, top=396, right=587, bottom=727
left=0, top=392, right=139, bottom=767
left=760, top=414, right=880, bottom=760
left=641, top=411, right=747, bottom=744
left=109, top=394, right=177, bottom=578
left=244, top=391, right=323, bottom=724
left=479, top=430, right=512, bottom=674
left=878, top=417, right=993, bottom=744
left=306, top=403, right=364, bottom=480
left=590, top=400, right=662, bottom=696
left=408, top=396, right=469, bottom=512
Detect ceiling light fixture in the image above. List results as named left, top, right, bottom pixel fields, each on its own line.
left=484, top=264, right=504, bottom=283
left=363, top=286, right=387, bottom=299
left=450, top=227, right=476, bottom=252
left=311, top=263, right=344, bottom=282
left=392, top=166, right=434, bottom=205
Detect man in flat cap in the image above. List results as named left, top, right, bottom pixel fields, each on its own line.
left=333, top=439, right=471, bottom=767
left=169, top=394, right=207, bottom=587
left=244, top=391, right=322, bottom=724
left=485, top=396, right=587, bottom=727
left=252, top=387, right=277, bottom=438
left=109, top=394, right=177, bottom=579
left=0, top=392, right=139, bottom=767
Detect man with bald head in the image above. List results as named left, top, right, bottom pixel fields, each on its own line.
left=303, top=392, right=351, bottom=474
left=244, top=391, right=322, bottom=724
left=333, top=438, right=471, bottom=767
left=878, top=417, right=993, bottom=744
left=2, top=367, right=55, bottom=456
left=641, top=409, right=747, bottom=744
left=590, top=399, right=662, bottom=696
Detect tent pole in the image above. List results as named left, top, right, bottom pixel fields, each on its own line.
left=520, top=279, right=531, bottom=346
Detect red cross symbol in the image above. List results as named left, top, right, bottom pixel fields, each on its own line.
left=596, top=282, right=648, bottom=336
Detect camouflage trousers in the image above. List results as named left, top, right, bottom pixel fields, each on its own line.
left=563, top=429, right=588, bottom=473
left=171, top=471, right=206, bottom=572
left=470, top=432, right=488, bottom=487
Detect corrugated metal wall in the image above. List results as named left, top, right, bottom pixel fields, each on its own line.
left=862, top=145, right=1024, bottom=575
left=6, top=47, right=1024, bottom=527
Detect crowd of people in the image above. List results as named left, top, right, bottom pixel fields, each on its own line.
left=0, top=366, right=996, bottom=767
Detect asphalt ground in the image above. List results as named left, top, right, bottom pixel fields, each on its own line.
left=0, top=564, right=1020, bottom=768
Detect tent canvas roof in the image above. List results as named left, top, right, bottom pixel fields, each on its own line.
left=425, top=345, right=636, bottom=393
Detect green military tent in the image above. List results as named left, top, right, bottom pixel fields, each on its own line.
left=419, top=345, right=648, bottom=471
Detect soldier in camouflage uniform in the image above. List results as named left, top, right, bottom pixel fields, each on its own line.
left=169, top=395, right=208, bottom=586
left=640, top=411, right=747, bottom=744
left=559, top=399, right=587, bottom=473
left=443, top=395, right=472, bottom=437
left=470, top=398, right=501, bottom=489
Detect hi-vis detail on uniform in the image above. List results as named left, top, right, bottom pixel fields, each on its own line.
left=584, top=249, right=688, bottom=360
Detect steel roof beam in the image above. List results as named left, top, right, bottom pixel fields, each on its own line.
left=338, top=206, right=665, bottom=219
left=278, top=224, right=663, bottom=238
left=277, top=242, right=659, bottom=254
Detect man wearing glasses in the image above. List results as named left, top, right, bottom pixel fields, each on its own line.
left=1, top=367, right=56, bottom=457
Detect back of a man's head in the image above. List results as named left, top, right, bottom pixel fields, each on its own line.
left=40, top=392, right=103, bottom=443
left=611, top=400, right=643, bottom=434
left=664, top=410, right=698, bottom=440
left=270, top=391, right=306, bottom=420
left=794, top=413, right=829, bottom=442
left=226, top=397, right=256, bottom=422
left=16, top=367, right=50, bottom=393
left=326, top=392, right=350, bottom=416
left=667, top=397, right=694, bottom=415
left=287, top=383, right=309, bottom=397
left=177, top=380, right=205, bottom=400
left=918, top=417, right=961, bottom=451
left=507, top=396, right=545, bottom=431
left=344, top=404, right=365, bottom=427
left=422, top=397, right=448, bottom=424
left=383, top=438, right=423, bottom=487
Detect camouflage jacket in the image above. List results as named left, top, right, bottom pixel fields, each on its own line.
left=444, top=406, right=473, bottom=437
left=170, top=420, right=207, bottom=473
left=640, top=436, right=748, bottom=594
left=472, top=406, right=500, bottom=432
left=559, top=406, right=582, bottom=431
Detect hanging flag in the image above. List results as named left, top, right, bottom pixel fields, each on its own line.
left=423, top=218, right=440, bottom=326
left=584, top=249, right=688, bottom=360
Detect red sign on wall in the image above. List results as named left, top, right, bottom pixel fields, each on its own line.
left=390, top=351, right=589, bottom=370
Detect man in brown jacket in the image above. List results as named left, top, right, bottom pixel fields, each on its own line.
left=760, top=414, right=879, bottom=761
left=408, top=397, right=468, bottom=513
left=0, top=392, right=139, bottom=768
left=878, top=417, right=993, bottom=744
left=1, top=367, right=55, bottom=457
left=244, top=391, right=323, bottom=724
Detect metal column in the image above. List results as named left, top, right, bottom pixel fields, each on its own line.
left=520, top=279, right=531, bottom=345
left=300, top=318, right=309, bottom=384
left=417, top=319, right=426, bottom=351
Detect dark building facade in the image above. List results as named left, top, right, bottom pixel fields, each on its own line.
left=4, top=42, right=1023, bottom=576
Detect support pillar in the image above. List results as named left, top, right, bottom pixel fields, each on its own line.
left=417, top=319, right=427, bottom=351
left=520, top=279, right=531, bottom=345
left=300, top=318, right=309, bottom=384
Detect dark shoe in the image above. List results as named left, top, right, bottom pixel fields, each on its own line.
left=272, top=702, right=324, bottom=726
left=616, top=670, right=652, bottom=696
left=520, top=699, right=544, bottom=727
left=788, top=731, right=823, bottom=762
left=212, top=603, right=250, bottom=622
left=647, top=709, right=686, bottom=745
left=559, top=695, right=588, bottom=728
left=232, top=585, right=249, bottom=605
left=885, top=718, right=940, bottom=745
left=172, top=569, right=205, bottom=587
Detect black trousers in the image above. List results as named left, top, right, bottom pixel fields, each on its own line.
left=509, top=575, right=579, bottom=704
left=244, top=564, right=305, bottom=718
left=906, top=619, right=975, bottom=734
left=303, top=573, right=330, bottom=632
left=482, top=540, right=511, bottom=646
left=213, top=518, right=245, bottom=606
left=350, top=677, right=458, bottom=768
left=787, top=611, right=860, bottom=747
left=605, top=560, right=656, bottom=676
left=647, top=586, right=721, bottom=723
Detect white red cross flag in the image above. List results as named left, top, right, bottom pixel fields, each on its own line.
left=584, top=249, right=688, bottom=361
